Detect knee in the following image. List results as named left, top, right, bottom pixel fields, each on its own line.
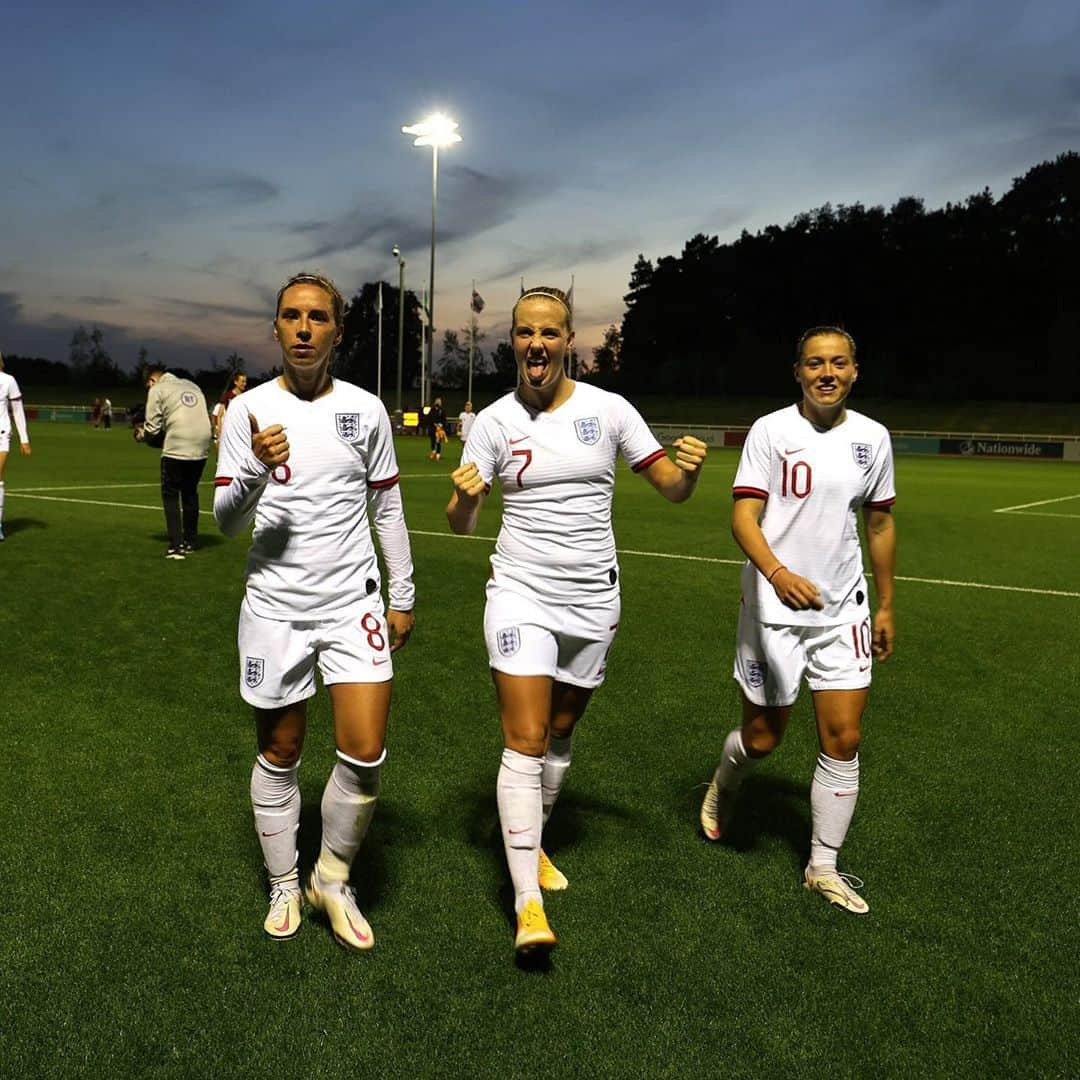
left=260, top=737, right=303, bottom=769
left=823, top=727, right=861, bottom=760
left=742, top=726, right=782, bottom=757
left=504, top=730, right=547, bottom=758
left=335, top=732, right=385, bottom=763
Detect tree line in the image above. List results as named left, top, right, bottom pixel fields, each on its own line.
left=590, top=151, right=1080, bottom=402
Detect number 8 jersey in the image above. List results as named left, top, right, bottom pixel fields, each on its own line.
left=463, top=383, right=665, bottom=605
left=733, top=404, right=896, bottom=626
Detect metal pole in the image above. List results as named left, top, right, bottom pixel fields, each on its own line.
left=429, top=144, right=438, bottom=407
left=395, top=256, right=405, bottom=415
left=468, top=279, right=475, bottom=403
left=420, top=284, right=427, bottom=408
left=376, top=281, right=383, bottom=402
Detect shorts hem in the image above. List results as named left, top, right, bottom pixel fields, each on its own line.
left=240, top=687, right=313, bottom=710
left=733, top=674, right=797, bottom=709
left=323, top=671, right=394, bottom=686
left=806, top=679, right=872, bottom=693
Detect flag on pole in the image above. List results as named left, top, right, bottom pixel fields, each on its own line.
left=470, top=287, right=485, bottom=314
left=376, top=281, right=383, bottom=313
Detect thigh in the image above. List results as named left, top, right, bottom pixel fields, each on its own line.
left=493, top=671, right=553, bottom=757
left=740, top=691, right=793, bottom=754
left=238, top=600, right=318, bottom=708
left=0, top=447, right=8, bottom=479
left=550, top=681, right=593, bottom=740
left=160, top=457, right=182, bottom=495
left=181, top=458, right=206, bottom=494
left=256, top=702, right=308, bottom=765
left=733, top=607, right=805, bottom=708
left=329, top=682, right=393, bottom=761
left=811, top=689, right=868, bottom=760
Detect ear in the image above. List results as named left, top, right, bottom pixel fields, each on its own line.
left=272, top=322, right=279, bottom=340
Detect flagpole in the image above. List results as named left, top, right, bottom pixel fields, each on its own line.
left=376, top=280, right=383, bottom=402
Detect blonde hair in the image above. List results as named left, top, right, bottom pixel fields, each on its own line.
left=512, top=286, right=573, bottom=331
left=275, top=271, right=345, bottom=326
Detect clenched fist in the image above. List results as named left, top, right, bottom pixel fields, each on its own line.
left=249, top=413, right=289, bottom=469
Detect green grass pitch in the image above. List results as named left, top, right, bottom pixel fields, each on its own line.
left=1, top=424, right=1077, bottom=1078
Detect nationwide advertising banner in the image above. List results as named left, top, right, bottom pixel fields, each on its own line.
left=939, top=437, right=1065, bottom=460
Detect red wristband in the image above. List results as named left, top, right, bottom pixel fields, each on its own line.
left=766, top=565, right=785, bottom=583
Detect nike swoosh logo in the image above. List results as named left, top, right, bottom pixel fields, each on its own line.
left=261, top=828, right=289, bottom=837
left=275, top=910, right=292, bottom=932
left=834, top=791, right=858, bottom=798
left=783, top=447, right=806, bottom=456
left=345, top=912, right=371, bottom=942
left=509, top=436, right=530, bottom=445
left=373, top=657, right=390, bottom=666
left=508, top=827, right=530, bottom=835
left=858, top=664, right=870, bottom=672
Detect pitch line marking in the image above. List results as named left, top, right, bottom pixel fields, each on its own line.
left=996, top=510, right=1080, bottom=520
left=993, top=492, right=1080, bottom=513
left=9, top=498, right=1079, bottom=599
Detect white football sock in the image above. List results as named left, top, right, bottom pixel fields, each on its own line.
left=497, top=748, right=544, bottom=913
left=0, top=480, right=5, bottom=525
left=541, top=734, right=573, bottom=828
left=316, top=749, right=383, bottom=883
left=810, top=752, right=859, bottom=871
left=250, top=754, right=301, bottom=880
left=712, top=728, right=755, bottom=793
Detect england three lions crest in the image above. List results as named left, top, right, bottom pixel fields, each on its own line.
left=575, top=417, right=601, bottom=445
left=244, top=656, right=265, bottom=689
left=851, top=442, right=873, bottom=469
left=336, top=413, right=360, bottom=441
left=496, top=627, right=520, bottom=657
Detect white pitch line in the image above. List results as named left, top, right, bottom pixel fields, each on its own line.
left=16, top=482, right=165, bottom=492
left=993, top=492, right=1080, bottom=513
left=1001, top=510, right=1080, bottom=520
left=10, top=494, right=1079, bottom=599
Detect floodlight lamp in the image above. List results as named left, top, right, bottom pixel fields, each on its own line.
left=402, top=112, right=462, bottom=148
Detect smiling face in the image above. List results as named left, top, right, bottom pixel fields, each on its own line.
left=795, top=331, right=858, bottom=419
left=512, top=295, right=574, bottom=397
left=273, top=282, right=342, bottom=396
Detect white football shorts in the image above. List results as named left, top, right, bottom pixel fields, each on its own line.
left=483, top=580, right=620, bottom=689
left=238, top=596, right=393, bottom=709
left=733, top=602, right=873, bottom=707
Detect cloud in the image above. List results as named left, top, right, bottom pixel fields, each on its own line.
left=275, top=166, right=546, bottom=261
left=153, top=296, right=267, bottom=321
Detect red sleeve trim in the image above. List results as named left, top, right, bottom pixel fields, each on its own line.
left=214, top=476, right=233, bottom=487
left=632, top=448, right=667, bottom=473
left=11, top=395, right=22, bottom=402
left=865, top=497, right=896, bottom=510
left=733, top=486, right=768, bottom=500
left=368, top=473, right=400, bottom=490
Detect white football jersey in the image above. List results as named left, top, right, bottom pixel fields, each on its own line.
left=733, top=404, right=895, bottom=626
left=215, top=378, right=413, bottom=619
left=0, top=371, right=29, bottom=442
left=464, top=381, right=665, bottom=603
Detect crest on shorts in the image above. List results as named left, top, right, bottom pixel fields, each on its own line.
left=851, top=442, right=872, bottom=469
left=746, top=659, right=766, bottom=689
left=336, top=413, right=360, bottom=440
left=244, top=656, right=265, bottom=689
left=496, top=627, right=520, bottom=657
left=574, top=417, right=601, bottom=445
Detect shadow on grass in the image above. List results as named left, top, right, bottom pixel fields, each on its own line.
left=709, top=774, right=811, bottom=870
left=151, top=530, right=227, bottom=550
left=465, top=776, right=636, bottom=964
left=2, top=516, right=47, bottom=535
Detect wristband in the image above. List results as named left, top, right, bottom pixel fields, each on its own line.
left=766, top=565, right=785, bottom=583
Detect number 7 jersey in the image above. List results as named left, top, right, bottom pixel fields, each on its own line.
left=463, top=382, right=665, bottom=604
left=733, top=404, right=896, bottom=626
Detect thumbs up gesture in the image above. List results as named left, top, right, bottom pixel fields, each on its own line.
left=249, top=412, right=289, bottom=468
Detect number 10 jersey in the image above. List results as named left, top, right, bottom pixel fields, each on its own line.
left=733, top=404, right=895, bottom=627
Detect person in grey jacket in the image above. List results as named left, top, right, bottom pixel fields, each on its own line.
left=135, top=366, right=212, bottom=559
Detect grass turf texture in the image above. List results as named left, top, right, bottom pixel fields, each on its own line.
left=2, top=425, right=1077, bottom=1079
